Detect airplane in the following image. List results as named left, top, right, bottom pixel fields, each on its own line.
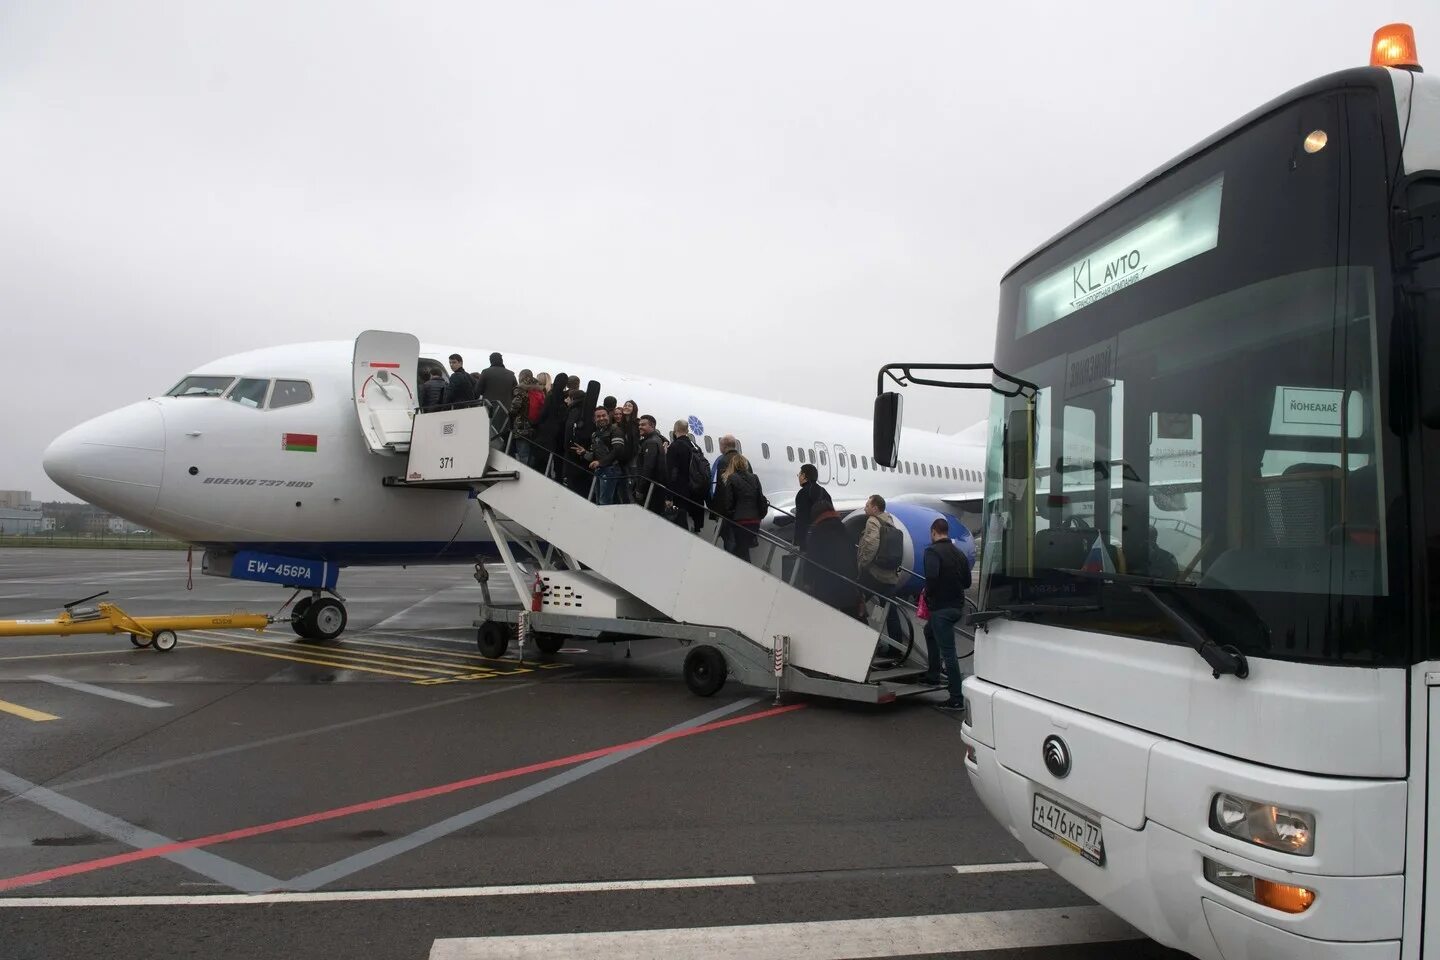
left=42, top=332, right=987, bottom=641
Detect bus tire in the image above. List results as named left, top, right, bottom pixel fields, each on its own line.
left=683, top=645, right=727, bottom=697
left=152, top=630, right=178, bottom=653
left=477, top=621, right=509, bottom=659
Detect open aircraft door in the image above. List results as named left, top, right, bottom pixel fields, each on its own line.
left=353, top=331, right=420, bottom=454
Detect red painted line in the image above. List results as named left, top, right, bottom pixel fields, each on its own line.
left=368, top=362, right=402, bottom=368
left=0, top=702, right=806, bottom=892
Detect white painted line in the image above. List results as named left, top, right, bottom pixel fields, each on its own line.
left=0, top=862, right=1051, bottom=908
left=427, top=906, right=1140, bottom=959
left=30, top=675, right=171, bottom=709
left=953, top=861, right=1046, bottom=875
left=0, top=875, right=756, bottom=907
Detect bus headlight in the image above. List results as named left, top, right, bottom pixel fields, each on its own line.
left=1203, top=858, right=1315, bottom=914
left=1209, top=793, right=1315, bottom=856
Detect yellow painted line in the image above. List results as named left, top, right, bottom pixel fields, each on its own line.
left=342, top=636, right=525, bottom=665
left=0, top=698, right=59, bottom=722
left=190, top=632, right=472, bottom=677
left=187, top=638, right=435, bottom=681
left=291, top=640, right=486, bottom=673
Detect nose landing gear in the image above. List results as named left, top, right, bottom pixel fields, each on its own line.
left=290, top=592, right=348, bottom=641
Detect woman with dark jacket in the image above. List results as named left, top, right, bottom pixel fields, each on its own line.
left=618, top=400, right=641, bottom=503
left=713, top=455, right=767, bottom=561
left=561, top=389, right=592, bottom=495
left=534, top=372, right=569, bottom=479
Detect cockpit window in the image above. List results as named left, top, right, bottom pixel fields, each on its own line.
left=167, top=376, right=235, bottom=398
left=270, top=380, right=313, bottom=409
left=226, top=378, right=271, bottom=408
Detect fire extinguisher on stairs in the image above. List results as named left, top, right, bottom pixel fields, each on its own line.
left=530, top=572, right=545, bottom=612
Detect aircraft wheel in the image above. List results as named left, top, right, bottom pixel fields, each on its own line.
left=130, top=633, right=152, bottom=648
left=304, top=598, right=347, bottom=642
left=152, top=630, right=178, bottom=653
left=477, top=621, right=509, bottom=659
left=533, top=632, right=564, bottom=656
left=290, top=598, right=315, bottom=639
left=683, top=645, right=727, bottom=697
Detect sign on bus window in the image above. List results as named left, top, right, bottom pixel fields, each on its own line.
left=1269, top=386, right=1363, bottom=438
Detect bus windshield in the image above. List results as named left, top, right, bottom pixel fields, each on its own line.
left=980, top=86, right=1406, bottom=665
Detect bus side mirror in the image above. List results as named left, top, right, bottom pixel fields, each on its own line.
left=1419, top=291, right=1440, bottom=429
left=1004, top=408, right=1033, bottom=480
left=873, top=392, right=903, bottom=467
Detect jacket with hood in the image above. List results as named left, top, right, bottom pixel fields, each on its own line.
left=857, top=511, right=903, bottom=586
left=419, top=375, right=447, bottom=411
left=509, top=379, right=544, bottom=439
left=803, top=509, right=862, bottom=615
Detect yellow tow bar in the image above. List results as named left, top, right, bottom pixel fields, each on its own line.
left=0, top=591, right=272, bottom=652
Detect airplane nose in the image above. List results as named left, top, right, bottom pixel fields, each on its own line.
left=43, top=401, right=166, bottom=518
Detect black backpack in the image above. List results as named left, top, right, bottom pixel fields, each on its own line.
left=875, top=521, right=904, bottom=571
left=687, top=440, right=710, bottom=497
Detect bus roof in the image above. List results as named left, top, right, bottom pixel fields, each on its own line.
left=1000, top=66, right=1399, bottom=283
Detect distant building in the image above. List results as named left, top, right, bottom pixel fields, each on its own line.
left=0, top=508, right=44, bottom=535
left=0, top=490, right=34, bottom=510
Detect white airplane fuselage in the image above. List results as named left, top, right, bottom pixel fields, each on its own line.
left=44, top=340, right=985, bottom=572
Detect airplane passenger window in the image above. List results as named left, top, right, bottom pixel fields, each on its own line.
left=808, top=448, right=816, bottom=463
left=819, top=450, right=828, bottom=466
left=704, top=435, right=714, bottom=454
left=226, top=378, right=270, bottom=409
left=167, top=376, right=235, bottom=398
left=270, top=380, right=313, bottom=409
left=761, top=443, right=770, bottom=460
left=850, top=454, right=857, bottom=469
left=861, top=456, right=869, bottom=470
left=787, top=446, right=795, bottom=462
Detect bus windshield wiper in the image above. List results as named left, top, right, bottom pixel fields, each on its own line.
left=1131, top=585, right=1249, bottom=680
left=968, top=601, right=1101, bottom=628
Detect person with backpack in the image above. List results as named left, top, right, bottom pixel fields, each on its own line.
left=507, top=370, right=545, bottom=471
left=857, top=494, right=906, bottom=659
left=665, top=419, right=708, bottom=533
left=921, top=517, right=972, bottom=711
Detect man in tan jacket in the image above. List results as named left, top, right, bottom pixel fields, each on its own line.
left=857, top=495, right=906, bottom=660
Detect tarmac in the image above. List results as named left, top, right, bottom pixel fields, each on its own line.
left=0, top=549, right=1187, bottom=959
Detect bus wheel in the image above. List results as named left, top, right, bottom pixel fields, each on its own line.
left=477, top=622, right=509, bottom=659
left=683, top=645, right=727, bottom=697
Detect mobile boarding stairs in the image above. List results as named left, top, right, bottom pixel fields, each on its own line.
left=387, top=402, right=959, bottom=703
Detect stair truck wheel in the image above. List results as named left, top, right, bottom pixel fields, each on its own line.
left=152, top=629, right=178, bottom=653
left=683, top=645, right=727, bottom=697
left=130, top=633, right=152, bottom=648
left=533, top=632, right=564, bottom=656
left=304, top=598, right=348, bottom=642
left=477, top=621, right=510, bottom=659
left=291, top=597, right=315, bottom=639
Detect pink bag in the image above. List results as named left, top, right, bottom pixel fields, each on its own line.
left=916, top=591, right=931, bottom=622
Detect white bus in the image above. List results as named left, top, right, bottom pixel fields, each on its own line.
left=886, top=25, right=1440, bottom=960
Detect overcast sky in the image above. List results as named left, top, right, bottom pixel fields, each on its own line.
left=2, top=1, right=1433, bottom=499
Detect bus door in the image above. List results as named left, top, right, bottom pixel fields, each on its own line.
left=833, top=444, right=851, bottom=486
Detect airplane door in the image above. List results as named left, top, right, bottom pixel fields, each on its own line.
left=353, top=330, right=420, bottom=454
left=814, top=441, right=831, bottom=484
left=833, top=443, right=851, bottom=486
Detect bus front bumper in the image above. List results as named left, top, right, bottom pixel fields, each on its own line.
left=962, top=729, right=1401, bottom=960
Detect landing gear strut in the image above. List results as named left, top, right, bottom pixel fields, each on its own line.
left=291, top=592, right=348, bottom=641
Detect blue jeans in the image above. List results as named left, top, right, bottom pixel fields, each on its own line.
left=514, top=438, right=532, bottom=470
left=927, top=605, right=966, bottom=701
left=594, top=466, right=622, bottom=505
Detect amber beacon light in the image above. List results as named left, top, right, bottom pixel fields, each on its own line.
left=1371, top=23, right=1421, bottom=71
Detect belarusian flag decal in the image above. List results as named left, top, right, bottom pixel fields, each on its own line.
left=282, top=433, right=318, bottom=453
